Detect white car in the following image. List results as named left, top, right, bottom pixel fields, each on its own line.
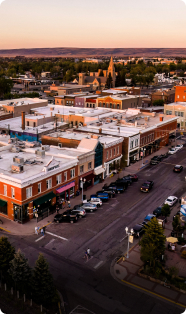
left=168, top=148, right=177, bottom=155
left=164, top=196, right=178, bottom=207
left=175, top=144, right=183, bottom=150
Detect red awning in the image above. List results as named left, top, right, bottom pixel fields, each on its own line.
left=56, top=181, right=75, bottom=194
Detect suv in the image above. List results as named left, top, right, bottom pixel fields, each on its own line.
left=109, top=182, right=125, bottom=193
left=101, top=187, right=116, bottom=197
left=140, top=181, right=154, bottom=192
left=89, top=197, right=102, bottom=207
left=150, top=156, right=162, bottom=165
left=133, top=224, right=144, bottom=238
left=81, top=203, right=97, bottom=212
left=54, top=210, right=78, bottom=223
left=72, top=206, right=86, bottom=218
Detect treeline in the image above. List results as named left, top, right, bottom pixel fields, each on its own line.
left=0, top=236, right=59, bottom=311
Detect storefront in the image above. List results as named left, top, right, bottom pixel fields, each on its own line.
left=13, top=202, right=29, bottom=223
left=78, top=170, right=94, bottom=190
left=56, top=181, right=76, bottom=200
left=129, top=149, right=139, bottom=164
left=104, top=156, right=122, bottom=177
left=94, top=166, right=105, bottom=185
left=33, top=191, right=56, bottom=213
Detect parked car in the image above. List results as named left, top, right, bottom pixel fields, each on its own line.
left=175, top=144, right=183, bottom=150
left=133, top=224, right=144, bottom=238
left=89, top=197, right=102, bottom=207
left=122, top=176, right=133, bottom=185
left=72, top=206, right=86, bottom=218
left=150, top=156, right=162, bottom=165
left=109, top=183, right=125, bottom=193
left=168, top=147, right=177, bottom=154
left=81, top=203, right=97, bottom=212
left=153, top=206, right=162, bottom=217
left=101, top=187, right=116, bottom=197
left=164, top=196, right=178, bottom=207
left=140, top=181, right=154, bottom=192
left=159, top=152, right=168, bottom=159
left=54, top=210, right=78, bottom=223
left=143, top=214, right=156, bottom=224
left=173, top=165, right=183, bottom=173
left=128, top=174, right=138, bottom=182
left=95, top=191, right=109, bottom=201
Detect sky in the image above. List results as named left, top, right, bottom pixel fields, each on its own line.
left=0, top=0, right=186, bottom=49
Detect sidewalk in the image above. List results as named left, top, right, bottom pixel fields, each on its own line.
left=111, top=241, right=186, bottom=309
left=0, top=142, right=181, bottom=236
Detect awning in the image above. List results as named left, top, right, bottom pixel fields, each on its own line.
left=94, top=167, right=105, bottom=176
left=34, top=191, right=56, bottom=206
left=0, top=199, right=7, bottom=207
left=56, top=181, right=75, bottom=194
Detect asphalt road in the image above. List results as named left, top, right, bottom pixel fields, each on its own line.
left=3, top=144, right=186, bottom=314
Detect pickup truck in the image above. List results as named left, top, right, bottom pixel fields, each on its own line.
left=88, top=197, right=102, bottom=207
left=140, top=180, right=154, bottom=192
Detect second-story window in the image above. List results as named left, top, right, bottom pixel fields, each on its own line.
left=4, top=185, right=7, bottom=196
left=70, top=168, right=75, bottom=178
left=26, top=187, right=32, bottom=199
left=107, top=151, right=109, bottom=159
left=80, top=165, right=84, bottom=174
left=117, top=146, right=119, bottom=154
left=110, top=150, right=112, bottom=158
left=11, top=187, right=15, bottom=199
left=114, top=148, right=116, bottom=156
left=56, top=174, right=61, bottom=185
left=46, top=179, right=52, bottom=190
left=130, top=141, right=134, bottom=149
left=88, top=162, right=92, bottom=170
left=38, top=183, right=41, bottom=193
left=64, top=172, right=67, bottom=182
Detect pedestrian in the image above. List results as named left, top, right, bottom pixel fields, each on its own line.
left=62, top=200, right=66, bottom=209
left=43, top=225, right=46, bottom=233
left=83, top=250, right=88, bottom=261
left=68, top=200, right=71, bottom=208
left=87, top=248, right=90, bottom=259
left=41, top=228, right=44, bottom=236
left=35, top=226, right=38, bottom=235
left=37, top=226, right=40, bottom=234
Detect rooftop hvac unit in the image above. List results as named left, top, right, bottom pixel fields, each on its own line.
left=35, top=149, right=45, bottom=157
left=11, top=146, right=21, bottom=153
left=42, top=145, right=50, bottom=151
left=11, top=164, right=24, bottom=173
left=13, top=157, right=24, bottom=164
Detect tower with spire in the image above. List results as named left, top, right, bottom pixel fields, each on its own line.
left=107, top=56, right=116, bottom=88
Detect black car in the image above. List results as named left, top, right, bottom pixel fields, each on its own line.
left=117, top=176, right=132, bottom=186
left=101, top=188, right=116, bottom=197
left=150, top=156, right=162, bottom=165
left=115, top=179, right=128, bottom=189
left=109, top=183, right=125, bottom=193
left=54, top=210, right=78, bottom=223
left=128, top=174, right=138, bottom=182
left=140, top=180, right=154, bottom=192
left=133, top=224, right=144, bottom=238
left=173, top=165, right=183, bottom=173
left=153, top=206, right=162, bottom=217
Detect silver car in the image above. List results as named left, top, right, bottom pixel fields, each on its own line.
left=82, top=203, right=97, bottom=212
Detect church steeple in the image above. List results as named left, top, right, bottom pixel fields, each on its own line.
left=107, top=55, right=116, bottom=87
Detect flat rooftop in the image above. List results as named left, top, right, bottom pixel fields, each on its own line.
left=0, top=98, right=47, bottom=107
left=165, top=102, right=186, bottom=107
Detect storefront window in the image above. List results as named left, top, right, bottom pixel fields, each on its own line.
left=70, top=187, right=74, bottom=196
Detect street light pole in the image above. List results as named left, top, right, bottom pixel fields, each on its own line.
left=80, top=178, right=86, bottom=203
left=125, top=227, right=134, bottom=258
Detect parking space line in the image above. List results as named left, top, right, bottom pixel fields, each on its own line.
left=35, top=236, right=45, bottom=242
left=45, top=231, right=68, bottom=241
left=0, top=227, right=11, bottom=233
left=94, top=260, right=103, bottom=269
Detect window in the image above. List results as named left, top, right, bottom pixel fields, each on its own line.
left=46, top=179, right=52, bottom=190
left=103, top=103, right=105, bottom=107
left=70, top=168, right=75, bottom=178
left=4, top=185, right=7, bottom=196
left=177, top=95, right=179, bottom=99
left=64, top=172, right=67, bottom=182
left=26, top=187, right=32, bottom=199
left=181, top=112, right=184, bottom=117
left=33, top=122, right=36, bottom=127
left=152, top=133, right=154, bottom=140
left=38, top=183, right=41, bottom=193
left=114, top=148, right=116, bottom=156
left=56, top=174, right=61, bottom=185
left=80, top=165, right=84, bottom=174
left=135, top=139, right=138, bottom=147
left=27, top=121, right=29, bottom=126
left=117, top=104, right=120, bottom=109
left=88, top=162, right=92, bottom=170
left=130, top=141, right=134, bottom=149
left=117, top=146, right=119, bottom=154
left=175, top=111, right=178, bottom=116
left=166, top=110, right=172, bottom=115
left=107, top=151, right=109, bottom=159
left=183, top=96, right=185, bottom=99
left=110, top=103, right=112, bottom=108
left=11, top=187, right=15, bottom=199
left=99, top=102, right=102, bottom=106
left=110, top=150, right=112, bottom=157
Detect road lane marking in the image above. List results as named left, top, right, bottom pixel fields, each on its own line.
left=119, top=235, right=127, bottom=243
left=94, top=261, right=103, bottom=269
left=35, top=236, right=45, bottom=242
left=121, top=279, right=185, bottom=309
left=0, top=227, right=11, bottom=233
left=45, top=238, right=55, bottom=248
left=45, top=231, right=68, bottom=241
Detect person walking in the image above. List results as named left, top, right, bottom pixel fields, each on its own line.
left=68, top=200, right=71, bottom=209
left=87, top=248, right=90, bottom=259
left=83, top=250, right=88, bottom=261
left=41, top=228, right=45, bottom=236
left=35, top=226, right=38, bottom=235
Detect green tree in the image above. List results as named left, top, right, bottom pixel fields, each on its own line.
left=32, top=253, right=56, bottom=305
left=99, top=70, right=104, bottom=77
left=153, top=99, right=164, bottom=106
left=105, top=73, right=113, bottom=88
left=161, top=204, right=170, bottom=217
left=0, top=236, right=15, bottom=280
left=0, top=78, right=14, bottom=98
left=8, top=249, right=32, bottom=293
left=140, top=218, right=166, bottom=267
left=172, top=215, right=183, bottom=233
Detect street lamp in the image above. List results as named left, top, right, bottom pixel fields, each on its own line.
left=141, top=148, right=146, bottom=167
left=125, top=227, right=134, bottom=258
left=80, top=178, right=86, bottom=203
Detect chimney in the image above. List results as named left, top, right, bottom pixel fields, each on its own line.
left=22, top=111, right=25, bottom=130
left=99, top=128, right=102, bottom=134
left=160, top=116, right=163, bottom=122
left=118, top=127, right=120, bottom=133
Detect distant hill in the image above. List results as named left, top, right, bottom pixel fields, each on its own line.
left=0, top=47, right=186, bottom=58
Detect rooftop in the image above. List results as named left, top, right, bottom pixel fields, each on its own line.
left=0, top=98, right=47, bottom=107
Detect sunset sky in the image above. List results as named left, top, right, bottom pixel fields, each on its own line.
left=0, top=0, right=186, bottom=49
